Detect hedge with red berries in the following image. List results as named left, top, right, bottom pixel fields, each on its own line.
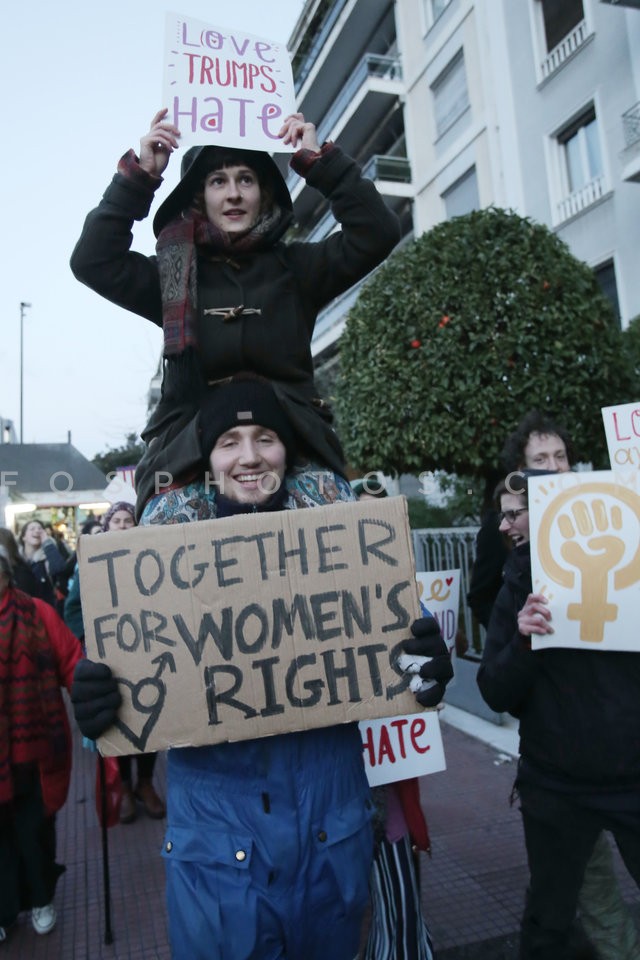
left=334, top=207, right=634, bottom=477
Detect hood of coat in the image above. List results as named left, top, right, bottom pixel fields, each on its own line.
left=153, top=145, right=294, bottom=238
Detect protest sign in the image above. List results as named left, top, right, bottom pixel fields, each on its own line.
left=80, top=497, right=422, bottom=755
left=528, top=470, right=640, bottom=651
left=360, top=711, right=446, bottom=787
left=601, top=402, right=640, bottom=469
left=416, top=569, right=460, bottom=686
left=163, top=12, right=297, bottom=149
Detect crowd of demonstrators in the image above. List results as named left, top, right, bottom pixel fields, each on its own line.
left=476, top=418, right=640, bottom=960
left=17, top=520, right=68, bottom=611
left=65, top=100, right=640, bottom=958
left=71, top=375, right=451, bottom=960
left=70, top=108, right=401, bottom=520
left=0, top=542, right=83, bottom=944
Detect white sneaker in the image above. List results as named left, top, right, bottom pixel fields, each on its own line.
left=31, top=904, right=57, bottom=935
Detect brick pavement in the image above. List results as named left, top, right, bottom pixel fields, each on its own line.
left=5, top=710, right=639, bottom=958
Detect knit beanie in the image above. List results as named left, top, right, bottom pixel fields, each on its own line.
left=199, top=376, right=296, bottom=465
left=102, top=501, right=136, bottom=532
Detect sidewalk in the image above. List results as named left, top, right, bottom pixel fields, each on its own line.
left=421, top=706, right=640, bottom=959
left=5, top=705, right=639, bottom=958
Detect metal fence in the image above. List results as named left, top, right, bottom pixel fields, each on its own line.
left=412, top=526, right=486, bottom=657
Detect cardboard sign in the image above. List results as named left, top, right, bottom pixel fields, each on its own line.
left=601, top=402, right=640, bottom=469
left=80, top=498, right=422, bottom=755
left=360, top=711, right=446, bottom=786
left=528, top=471, right=640, bottom=651
left=163, top=13, right=297, bottom=149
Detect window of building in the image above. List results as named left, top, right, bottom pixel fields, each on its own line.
left=594, top=260, right=621, bottom=324
left=538, top=0, right=584, bottom=53
left=551, top=105, right=606, bottom=223
left=442, top=167, right=479, bottom=218
left=558, top=107, right=602, bottom=194
left=432, top=51, right=469, bottom=138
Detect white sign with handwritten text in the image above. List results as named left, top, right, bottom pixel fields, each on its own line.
left=415, top=569, right=460, bottom=680
left=360, top=710, right=446, bottom=786
left=601, top=402, right=640, bottom=470
left=163, top=13, right=297, bottom=150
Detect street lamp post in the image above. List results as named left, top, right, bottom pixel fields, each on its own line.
left=20, top=301, right=31, bottom=443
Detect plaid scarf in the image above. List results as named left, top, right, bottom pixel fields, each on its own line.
left=156, top=207, right=285, bottom=355
left=0, top=587, right=68, bottom=805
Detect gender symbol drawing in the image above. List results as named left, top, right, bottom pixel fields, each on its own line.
left=536, top=481, right=640, bottom=643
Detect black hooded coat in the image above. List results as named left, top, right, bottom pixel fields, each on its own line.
left=70, top=144, right=400, bottom=513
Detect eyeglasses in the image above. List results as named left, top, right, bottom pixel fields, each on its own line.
left=498, top=508, right=528, bottom=524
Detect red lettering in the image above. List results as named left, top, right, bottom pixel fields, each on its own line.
left=259, top=65, right=277, bottom=94
left=200, top=56, right=214, bottom=84
left=389, top=718, right=409, bottom=758
left=631, top=410, right=640, bottom=438
left=361, top=725, right=376, bottom=767
left=411, top=717, right=431, bottom=754
left=377, top=725, right=397, bottom=764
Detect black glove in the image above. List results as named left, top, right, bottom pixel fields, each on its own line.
left=399, top=616, right=454, bottom=708
left=70, top=659, right=121, bottom=740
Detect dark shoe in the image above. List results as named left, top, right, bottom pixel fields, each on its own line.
left=120, top=786, right=137, bottom=824
left=135, top=779, right=166, bottom=819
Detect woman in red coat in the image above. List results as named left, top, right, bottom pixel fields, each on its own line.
left=0, top=543, right=82, bottom=944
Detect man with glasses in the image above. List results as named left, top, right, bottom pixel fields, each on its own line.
left=467, top=411, right=573, bottom=630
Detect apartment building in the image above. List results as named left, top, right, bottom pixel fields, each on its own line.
left=283, top=0, right=410, bottom=394
left=285, top=0, right=640, bottom=390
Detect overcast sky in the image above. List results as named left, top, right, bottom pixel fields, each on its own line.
left=1, top=0, right=303, bottom=461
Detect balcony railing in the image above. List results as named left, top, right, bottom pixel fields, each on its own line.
left=557, top=174, right=605, bottom=222
left=317, top=53, right=402, bottom=144
left=287, top=54, right=403, bottom=193
left=540, top=19, right=589, bottom=80
left=362, top=154, right=412, bottom=183
left=293, top=0, right=350, bottom=93
left=622, top=102, right=640, bottom=149
left=412, top=527, right=485, bottom=656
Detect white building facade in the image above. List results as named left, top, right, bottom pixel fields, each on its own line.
left=285, top=0, right=640, bottom=387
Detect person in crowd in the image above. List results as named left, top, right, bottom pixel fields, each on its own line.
left=0, top=545, right=83, bottom=943
left=353, top=474, right=437, bottom=960
left=467, top=412, right=574, bottom=628
left=17, top=520, right=68, bottom=610
left=70, top=109, right=401, bottom=518
left=0, top=527, right=40, bottom=597
left=98, top=502, right=165, bottom=824
left=71, top=376, right=452, bottom=960
left=472, top=411, right=637, bottom=957
left=63, top=518, right=103, bottom=646
left=477, top=474, right=640, bottom=960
